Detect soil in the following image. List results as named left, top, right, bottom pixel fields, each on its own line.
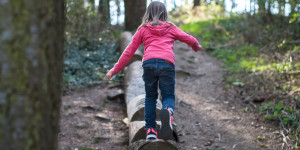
left=58, top=41, right=281, bottom=150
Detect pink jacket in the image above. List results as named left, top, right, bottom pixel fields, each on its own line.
left=110, top=21, right=202, bottom=75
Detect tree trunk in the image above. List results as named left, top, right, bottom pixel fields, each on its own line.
left=124, top=0, right=146, bottom=30
left=258, top=0, right=266, bottom=13
left=278, top=0, right=283, bottom=15
left=98, top=0, right=110, bottom=23
left=289, top=0, right=296, bottom=16
left=193, top=0, right=200, bottom=8
left=267, top=0, right=271, bottom=15
left=0, top=0, right=64, bottom=149
left=119, top=32, right=179, bottom=149
left=116, top=0, right=121, bottom=25
left=89, top=0, right=95, bottom=11
left=119, top=32, right=143, bottom=64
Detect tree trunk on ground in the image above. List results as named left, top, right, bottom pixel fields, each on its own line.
left=124, top=0, right=146, bottom=30
left=119, top=32, right=179, bottom=149
left=98, top=0, right=110, bottom=23
left=0, top=0, right=64, bottom=149
left=193, top=0, right=200, bottom=8
left=119, top=32, right=143, bottom=64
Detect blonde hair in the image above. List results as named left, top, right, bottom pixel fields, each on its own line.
left=139, top=1, right=168, bottom=28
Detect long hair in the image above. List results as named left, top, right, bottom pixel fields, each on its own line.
left=140, top=1, right=168, bottom=27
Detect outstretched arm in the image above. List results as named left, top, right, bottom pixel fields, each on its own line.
left=173, top=26, right=202, bottom=51
left=106, top=30, right=142, bottom=80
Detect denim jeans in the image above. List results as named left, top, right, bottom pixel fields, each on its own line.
left=142, top=58, right=175, bottom=130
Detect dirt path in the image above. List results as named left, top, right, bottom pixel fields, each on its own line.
left=174, top=42, right=277, bottom=150
left=58, top=42, right=280, bottom=150
left=58, top=84, right=128, bottom=150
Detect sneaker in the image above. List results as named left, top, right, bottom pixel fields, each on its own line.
left=146, top=128, right=157, bottom=140
left=159, top=107, right=173, bottom=140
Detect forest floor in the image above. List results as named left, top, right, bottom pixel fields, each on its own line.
left=58, top=41, right=283, bottom=150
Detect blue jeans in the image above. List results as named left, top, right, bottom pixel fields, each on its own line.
left=142, top=58, right=175, bottom=130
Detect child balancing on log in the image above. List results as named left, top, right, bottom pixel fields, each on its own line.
left=107, top=1, right=202, bottom=140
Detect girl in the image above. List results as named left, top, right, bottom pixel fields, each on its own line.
left=106, top=1, right=202, bottom=140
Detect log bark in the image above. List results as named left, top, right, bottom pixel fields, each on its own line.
left=129, top=139, right=179, bottom=150
left=121, top=32, right=179, bottom=149
left=119, top=31, right=143, bottom=65
left=129, top=121, right=179, bottom=143
left=0, top=0, right=64, bottom=149
left=124, top=61, right=145, bottom=104
left=127, top=94, right=162, bottom=121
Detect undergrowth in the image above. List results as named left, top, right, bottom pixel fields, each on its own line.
left=63, top=37, right=123, bottom=92
left=180, top=11, right=300, bottom=148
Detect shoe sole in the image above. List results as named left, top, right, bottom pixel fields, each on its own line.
left=159, top=109, right=173, bottom=140
left=146, top=134, right=157, bottom=140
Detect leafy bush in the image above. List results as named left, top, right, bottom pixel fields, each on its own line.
left=63, top=39, right=122, bottom=91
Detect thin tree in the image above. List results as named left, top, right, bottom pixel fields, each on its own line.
left=289, top=0, right=297, bottom=16
left=0, top=0, right=64, bottom=149
left=99, top=0, right=110, bottom=23
left=115, top=0, right=121, bottom=25
left=89, top=0, right=95, bottom=11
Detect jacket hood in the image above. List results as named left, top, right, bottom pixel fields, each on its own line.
left=145, top=21, right=172, bottom=36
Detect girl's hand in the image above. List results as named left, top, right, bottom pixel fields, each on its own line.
left=106, top=71, right=113, bottom=80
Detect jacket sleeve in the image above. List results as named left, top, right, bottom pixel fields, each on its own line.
left=110, top=29, right=142, bottom=75
left=173, top=26, right=202, bottom=52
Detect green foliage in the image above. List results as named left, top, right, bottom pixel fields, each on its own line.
left=64, top=0, right=124, bottom=91
left=260, top=102, right=300, bottom=128
left=169, top=3, right=226, bottom=25
left=210, top=45, right=258, bottom=73
left=63, top=39, right=122, bottom=90
left=178, top=7, right=300, bottom=146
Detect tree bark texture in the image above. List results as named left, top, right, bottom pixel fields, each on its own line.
left=193, top=0, right=200, bottom=8
left=89, top=0, right=95, bottom=11
left=119, top=31, right=179, bottom=149
left=258, top=0, right=266, bottom=13
left=127, top=94, right=162, bottom=121
left=129, top=121, right=179, bottom=150
left=124, top=0, right=146, bottom=30
left=119, top=32, right=143, bottom=66
left=0, top=0, right=64, bottom=149
left=99, top=0, right=110, bottom=22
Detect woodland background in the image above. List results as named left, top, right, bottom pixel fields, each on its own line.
left=0, top=0, right=299, bottom=149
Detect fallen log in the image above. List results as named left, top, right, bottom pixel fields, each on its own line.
left=120, top=31, right=179, bottom=150
left=129, top=139, right=179, bottom=150
left=124, top=61, right=145, bottom=104
left=119, top=31, right=143, bottom=64
left=127, top=94, right=162, bottom=121
left=129, top=121, right=179, bottom=143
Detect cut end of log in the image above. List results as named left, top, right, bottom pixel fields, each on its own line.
left=129, top=139, right=179, bottom=150
left=130, top=121, right=179, bottom=143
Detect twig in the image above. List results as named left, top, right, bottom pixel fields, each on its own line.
left=283, top=70, right=300, bottom=75
left=280, top=130, right=290, bottom=149
left=205, top=43, right=243, bottom=51
left=289, top=88, right=300, bottom=95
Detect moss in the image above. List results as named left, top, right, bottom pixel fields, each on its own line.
left=0, top=0, right=64, bottom=149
